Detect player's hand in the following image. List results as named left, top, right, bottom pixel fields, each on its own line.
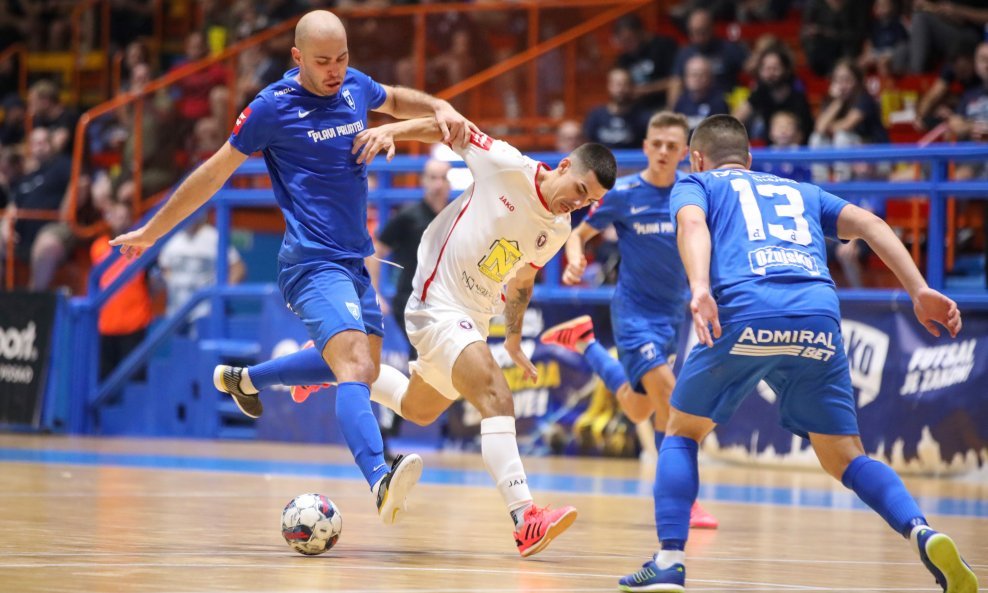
left=108, top=225, right=158, bottom=258
left=690, top=288, right=721, bottom=347
left=913, top=287, right=962, bottom=338
left=352, top=127, right=396, bottom=165
left=562, top=256, right=586, bottom=285
left=434, top=101, right=479, bottom=148
left=504, top=334, right=538, bottom=383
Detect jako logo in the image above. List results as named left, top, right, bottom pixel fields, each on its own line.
left=841, top=320, right=889, bottom=407
left=499, top=195, right=515, bottom=211
left=0, top=322, right=38, bottom=361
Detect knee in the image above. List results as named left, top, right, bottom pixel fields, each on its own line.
left=474, top=386, right=514, bottom=419
left=404, top=407, right=442, bottom=427
left=334, top=356, right=377, bottom=385
left=31, top=232, right=66, bottom=262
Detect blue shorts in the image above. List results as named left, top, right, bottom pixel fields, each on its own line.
left=278, top=258, right=384, bottom=352
left=611, top=296, right=680, bottom=392
left=671, top=315, right=858, bottom=438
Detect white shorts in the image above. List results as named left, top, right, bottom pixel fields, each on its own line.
left=404, top=295, right=490, bottom=400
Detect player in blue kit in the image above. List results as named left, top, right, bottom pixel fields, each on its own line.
left=539, top=112, right=718, bottom=529
left=110, top=10, right=477, bottom=526
left=618, top=115, right=977, bottom=593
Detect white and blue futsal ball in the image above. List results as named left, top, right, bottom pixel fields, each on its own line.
left=281, top=493, right=342, bottom=555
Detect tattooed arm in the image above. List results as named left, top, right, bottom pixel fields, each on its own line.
left=503, top=264, right=539, bottom=382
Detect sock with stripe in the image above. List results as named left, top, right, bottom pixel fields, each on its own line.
left=583, top=341, right=628, bottom=394
left=841, top=455, right=926, bottom=538
left=335, top=382, right=389, bottom=488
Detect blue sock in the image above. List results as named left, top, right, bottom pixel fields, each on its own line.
left=841, top=456, right=926, bottom=538
left=335, top=382, right=388, bottom=488
left=583, top=341, right=628, bottom=394
left=656, top=435, right=698, bottom=549
left=249, top=346, right=336, bottom=390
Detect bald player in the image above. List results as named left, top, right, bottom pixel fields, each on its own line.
left=111, top=10, right=477, bottom=526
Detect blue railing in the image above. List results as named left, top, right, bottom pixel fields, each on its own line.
left=62, top=142, right=988, bottom=433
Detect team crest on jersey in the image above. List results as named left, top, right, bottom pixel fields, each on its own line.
left=232, top=106, right=252, bottom=135
left=346, top=302, right=361, bottom=320
left=536, top=232, right=548, bottom=249
left=459, top=319, right=474, bottom=330
left=342, top=89, right=355, bottom=111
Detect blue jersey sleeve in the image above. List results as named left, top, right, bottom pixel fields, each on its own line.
left=669, top=175, right=708, bottom=231
left=229, top=94, right=277, bottom=155
left=585, top=190, right=621, bottom=230
left=818, top=189, right=851, bottom=239
left=353, top=69, right=387, bottom=110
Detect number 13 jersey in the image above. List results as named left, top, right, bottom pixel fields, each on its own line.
left=412, top=133, right=571, bottom=317
left=670, top=168, right=851, bottom=325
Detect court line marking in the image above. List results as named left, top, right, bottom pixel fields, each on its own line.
left=1, top=448, right=986, bottom=518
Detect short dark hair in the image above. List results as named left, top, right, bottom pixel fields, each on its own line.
left=571, top=143, right=617, bottom=190
left=690, top=115, right=750, bottom=168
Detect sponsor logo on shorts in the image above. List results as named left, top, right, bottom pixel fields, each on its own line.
left=900, top=339, right=976, bottom=396
left=346, top=302, right=361, bottom=320
left=639, top=342, right=657, bottom=361
left=459, top=319, right=474, bottom=330
left=730, top=327, right=838, bottom=362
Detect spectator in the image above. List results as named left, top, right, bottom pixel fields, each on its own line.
left=734, top=45, right=814, bottom=144
left=90, top=195, right=151, bottom=379
left=948, top=41, right=988, bottom=179
left=915, top=38, right=980, bottom=130
left=120, top=63, right=179, bottom=197
left=737, top=0, right=794, bottom=22
left=583, top=68, right=650, bottom=149
left=758, top=111, right=812, bottom=181
left=810, top=59, right=888, bottom=181
left=158, top=213, right=245, bottom=323
left=555, top=120, right=584, bottom=154
left=28, top=80, right=77, bottom=155
left=0, top=146, right=22, bottom=210
left=909, top=0, right=988, bottom=74
left=673, top=55, right=730, bottom=130
left=858, top=0, right=910, bottom=77
left=0, top=95, right=26, bottom=147
left=170, top=32, right=228, bottom=135
left=669, top=8, right=748, bottom=108
left=0, top=127, right=72, bottom=290
left=611, top=14, right=679, bottom=109
left=800, top=0, right=869, bottom=77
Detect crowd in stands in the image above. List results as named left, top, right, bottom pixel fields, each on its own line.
left=0, top=0, right=985, bottom=302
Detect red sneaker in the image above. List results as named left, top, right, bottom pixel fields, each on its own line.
left=290, top=340, right=333, bottom=404
left=539, top=315, right=595, bottom=353
left=513, top=504, right=578, bottom=558
left=690, top=501, right=719, bottom=529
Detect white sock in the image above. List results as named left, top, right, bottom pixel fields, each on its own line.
left=655, top=549, right=685, bottom=568
left=480, top=416, right=533, bottom=528
left=239, top=368, right=258, bottom=394
left=370, top=364, right=408, bottom=416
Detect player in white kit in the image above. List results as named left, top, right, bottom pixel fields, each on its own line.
left=260, top=117, right=617, bottom=556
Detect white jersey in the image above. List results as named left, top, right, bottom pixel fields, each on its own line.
left=412, top=132, right=571, bottom=316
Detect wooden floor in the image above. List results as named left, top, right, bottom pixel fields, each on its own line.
left=0, top=434, right=984, bottom=593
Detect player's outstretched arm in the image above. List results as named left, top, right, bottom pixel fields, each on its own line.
left=110, top=142, right=248, bottom=257
left=562, top=223, right=600, bottom=285
left=375, top=85, right=478, bottom=147
left=677, top=204, right=721, bottom=347
left=352, top=117, right=444, bottom=165
left=503, top=265, right=539, bottom=382
left=836, top=203, right=962, bottom=337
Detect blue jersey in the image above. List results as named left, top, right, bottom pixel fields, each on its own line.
left=229, top=67, right=387, bottom=265
left=585, top=171, right=688, bottom=318
left=670, top=168, right=850, bottom=324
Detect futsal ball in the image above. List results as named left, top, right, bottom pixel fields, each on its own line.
left=281, top=493, right=342, bottom=555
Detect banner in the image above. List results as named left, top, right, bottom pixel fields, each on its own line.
left=0, top=291, right=57, bottom=427
left=702, top=302, right=988, bottom=474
